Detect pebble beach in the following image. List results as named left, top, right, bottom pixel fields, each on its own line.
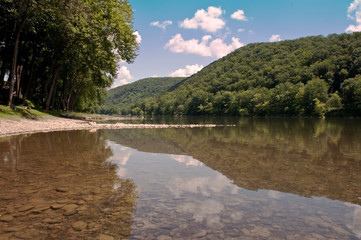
left=0, top=117, right=217, bottom=137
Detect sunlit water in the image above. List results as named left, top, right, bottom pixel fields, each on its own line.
left=1, top=118, right=361, bottom=239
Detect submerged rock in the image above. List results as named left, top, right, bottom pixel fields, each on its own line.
left=193, top=230, right=207, bottom=238
left=56, top=187, right=70, bottom=193
left=18, top=205, right=34, bottom=212
left=0, top=215, right=14, bottom=222
left=97, top=234, right=114, bottom=240
left=157, top=235, right=172, bottom=240
left=72, top=221, right=87, bottom=231
left=42, top=218, right=62, bottom=224
left=51, top=204, right=65, bottom=210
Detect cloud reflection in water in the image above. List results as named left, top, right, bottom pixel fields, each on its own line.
left=167, top=172, right=240, bottom=224
left=170, top=154, right=203, bottom=167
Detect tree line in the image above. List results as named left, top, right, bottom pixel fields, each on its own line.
left=101, top=77, right=185, bottom=115
left=129, top=33, right=361, bottom=117
left=0, top=0, right=138, bottom=112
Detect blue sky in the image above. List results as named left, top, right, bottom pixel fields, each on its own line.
left=111, top=0, right=361, bottom=88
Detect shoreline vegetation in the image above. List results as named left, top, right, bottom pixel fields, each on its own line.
left=1, top=104, right=359, bottom=138
left=0, top=105, right=219, bottom=138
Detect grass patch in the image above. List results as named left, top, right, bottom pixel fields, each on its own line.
left=0, top=104, right=109, bottom=120
left=0, top=105, right=52, bottom=119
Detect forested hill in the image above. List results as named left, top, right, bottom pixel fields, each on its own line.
left=101, top=77, right=184, bottom=115
left=131, top=33, right=361, bottom=116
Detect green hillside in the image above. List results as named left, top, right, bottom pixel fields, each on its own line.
left=131, top=33, right=361, bottom=117
left=101, top=77, right=184, bottom=114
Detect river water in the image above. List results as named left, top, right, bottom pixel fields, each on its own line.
left=0, top=118, right=360, bottom=239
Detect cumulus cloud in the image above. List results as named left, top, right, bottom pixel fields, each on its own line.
left=134, top=31, right=142, bottom=44
left=180, top=6, right=226, bottom=32
left=169, top=64, right=204, bottom=77
left=346, top=0, right=361, bottom=32
left=111, top=66, right=133, bottom=88
left=231, top=9, right=248, bottom=21
left=150, top=20, right=173, bottom=30
left=165, top=34, right=212, bottom=56
left=165, top=34, right=244, bottom=58
left=238, top=28, right=245, bottom=32
left=269, top=34, right=282, bottom=42
left=209, top=37, right=244, bottom=57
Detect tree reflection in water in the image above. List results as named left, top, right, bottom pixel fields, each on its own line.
left=102, top=118, right=361, bottom=239
left=103, top=118, right=361, bottom=205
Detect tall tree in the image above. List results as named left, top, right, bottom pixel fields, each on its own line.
left=0, top=0, right=138, bottom=111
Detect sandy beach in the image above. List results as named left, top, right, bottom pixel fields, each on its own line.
left=0, top=117, right=217, bottom=137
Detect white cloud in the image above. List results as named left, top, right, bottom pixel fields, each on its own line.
left=180, top=6, right=226, bottom=32
left=165, top=34, right=244, bottom=58
left=269, top=34, right=282, bottom=42
left=346, top=0, right=361, bottom=32
left=165, top=34, right=212, bottom=56
left=209, top=37, right=244, bottom=58
left=117, top=66, right=132, bottom=79
left=111, top=66, right=133, bottom=88
left=150, top=20, right=173, bottom=30
left=238, top=28, right=245, bottom=32
left=169, top=64, right=204, bottom=77
left=231, top=10, right=248, bottom=21
left=134, top=31, right=142, bottom=44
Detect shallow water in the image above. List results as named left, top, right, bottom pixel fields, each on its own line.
left=0, top=118, right=361, bottom=239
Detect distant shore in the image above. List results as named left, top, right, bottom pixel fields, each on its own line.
left=0, top=116, right=217, bottom=138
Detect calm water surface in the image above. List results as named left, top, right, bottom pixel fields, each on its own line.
left=0, top=118, right=361, bottom=239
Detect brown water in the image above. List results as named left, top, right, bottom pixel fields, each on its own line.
left=0, top=118, right=361, bottom=239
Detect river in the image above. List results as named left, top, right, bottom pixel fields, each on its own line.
left=0, top=118, right=360, bottom=239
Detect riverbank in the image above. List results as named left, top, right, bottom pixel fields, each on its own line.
left=0, top=117, right=218, bottom=137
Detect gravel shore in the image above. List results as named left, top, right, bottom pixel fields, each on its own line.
left=0, top=117, right=217, bottom=137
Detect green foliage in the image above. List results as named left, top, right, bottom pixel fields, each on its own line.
left=326, top=92, right=342, bottom=111
left=100, top=77, right=184, bottom=115
left=341, top=75, right=361, bottom=113
left=296, top=78, right=328, bottom=115
left=23, top=100, right=35, bottom=109
left=0, top=0, right=138, bottom=112
left=130, top=33, right=361, bottom=117
left=314, top=98, right=327, bottom=117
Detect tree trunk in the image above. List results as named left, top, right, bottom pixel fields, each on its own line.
left=51, top=80, right=57, bottom=110
left=69, top=91, right=79, bottom=112
left=44, top=39, right=77, bottom=112
left=22, top=47, right=36, bottom=102
left=0, top=63, right=6, bottom=88
left=66, top=85, right=75, bottom=111
left=16, top=65, right=23, bottom=99
left=44, top=65, right=61, bottom=112
left=7, top=31, right=20, bottom=106
left=0, top=35, right=11, bottom=88
left=43, top=60, right=55, bottom=104
left=7, top=18, right=27, bottom=106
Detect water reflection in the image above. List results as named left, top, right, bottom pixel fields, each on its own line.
left=170, top=155, right=203, bottom=167
left=0, top=131, right=137, bottom=240
left=103, top=134, right=361, bottom=239
left=167, top=174, right=237, bottom=198
left=1, top=118, right=361, bottom=239
left=103, top=118, right=361, bottom=206
left=101, top=118, right=361, bottom=239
